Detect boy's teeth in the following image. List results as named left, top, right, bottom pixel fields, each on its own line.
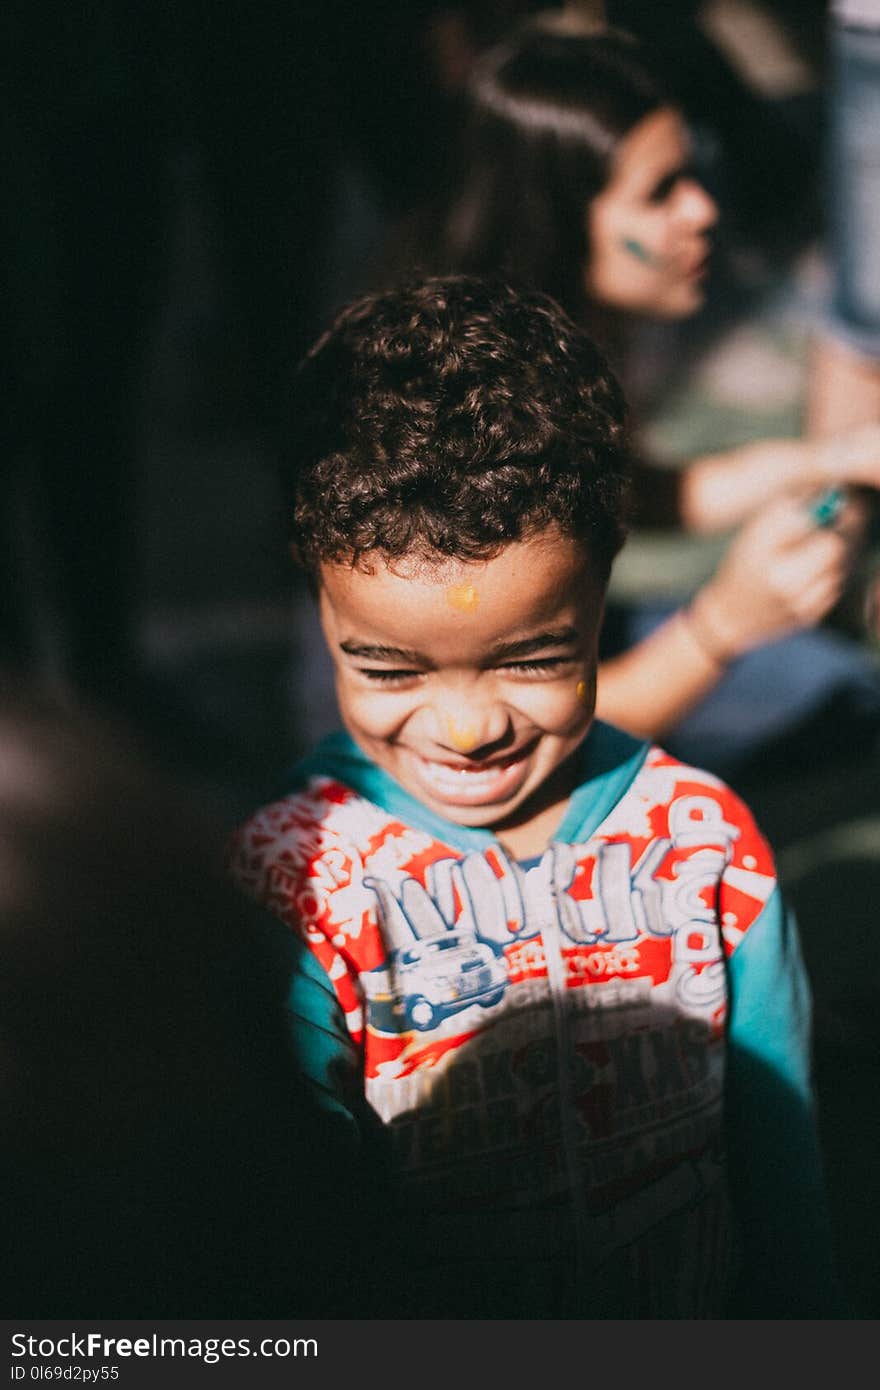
left=421, top=757, right=512, bottom=787
left=433, top=761, right=490, bottom=775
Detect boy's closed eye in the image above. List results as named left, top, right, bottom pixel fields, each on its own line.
left=357, top=656, right=577, bottom=684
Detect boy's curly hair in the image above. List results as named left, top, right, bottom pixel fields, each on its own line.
left=285, top=274, right=632, bottom=581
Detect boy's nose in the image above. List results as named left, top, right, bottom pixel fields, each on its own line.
left=432, top=696, right=511, bottom=757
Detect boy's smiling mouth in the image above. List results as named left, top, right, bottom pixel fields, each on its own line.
left=405, top=741, right=538, bottom=808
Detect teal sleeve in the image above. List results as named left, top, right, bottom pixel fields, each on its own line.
left=285, top=943, right=364, bottom=1125
left=258, top=913, right=391, bottom=1161
left=724, top=887, right=851, bottom=1317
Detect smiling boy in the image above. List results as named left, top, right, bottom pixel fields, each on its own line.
left=228, top=275, right=843, bottom=1318
left=318, top=533, right=603, bottom=859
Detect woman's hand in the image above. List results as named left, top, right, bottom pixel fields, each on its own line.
left=685, top=493, right=863, bottom=662
left=596, top=493, right=866, bottom=742
left=681, top=423, right=880, bottom=535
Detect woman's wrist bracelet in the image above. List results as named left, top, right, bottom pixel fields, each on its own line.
left=680, top=600, right=735, bottom=668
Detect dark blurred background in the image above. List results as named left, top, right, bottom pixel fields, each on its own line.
left=4, top=0, right=878, bottom=1316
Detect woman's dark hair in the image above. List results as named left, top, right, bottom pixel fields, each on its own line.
left=285, top=272, right=631, bottom=583
left=439, top=23, right=669, bottom=318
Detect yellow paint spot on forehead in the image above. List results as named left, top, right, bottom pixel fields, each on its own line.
left=576, top=680, right=588, bottom=704
left=446, top=583, right=479, bottom=613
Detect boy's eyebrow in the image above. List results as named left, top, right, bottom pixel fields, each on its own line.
left=338, top=628, right=580, bottom=665
left=339, top=640, right=424, bottom=663
left=489, top=627, right=580, bottom=660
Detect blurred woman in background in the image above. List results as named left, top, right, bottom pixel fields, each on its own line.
left=425, top=21, right=880, bottom=778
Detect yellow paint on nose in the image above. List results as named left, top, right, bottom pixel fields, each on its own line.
left=446, top=716, right=480, bottom=752
left=576, top=680, right=588, bottom=704
left=446, top=583, right=479, bottom=613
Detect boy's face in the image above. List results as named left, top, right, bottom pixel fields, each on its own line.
left=318, top=530, right=605, bottom=836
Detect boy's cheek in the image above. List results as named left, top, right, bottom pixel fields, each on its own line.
left=485, top=697, right=590, bottom=749
left=529, top=673, right=597, bottom=728
left=339, top=688, right=417, bottom=740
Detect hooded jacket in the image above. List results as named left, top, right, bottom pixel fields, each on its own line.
left=229, top=720, right=842, bottom=1317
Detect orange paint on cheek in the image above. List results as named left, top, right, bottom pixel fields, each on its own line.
left=446, top=583, right=479, bottom=613
left=576, top=680, right=588, bottom=704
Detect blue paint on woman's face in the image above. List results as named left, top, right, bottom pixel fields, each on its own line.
left=621, top=236, right=661, bottom=267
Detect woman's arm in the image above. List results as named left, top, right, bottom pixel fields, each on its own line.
left=677, top=423, right=880, bottom=535
left=596, top=494, right=856, bottom=740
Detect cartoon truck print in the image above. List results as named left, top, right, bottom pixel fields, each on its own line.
left=364, top=930, right=508, bottom=1033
